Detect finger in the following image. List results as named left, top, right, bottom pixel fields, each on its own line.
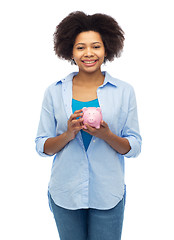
left=69, top=112, right=83, bottom=121
left=82, top=126, right=91, bottom=134
left=100, top=120, right=108, bottom=127
left=73, top=109, right=83, bottom=118
left=83, top=123, right=96, bottom=132
left=69, top=120, right=83, bottom=129
left=74, top=109, right=83, bottom=114
left=70, top=118, right=84, bottom=126
left=73, top=125, right=83, bottom=131
left=69, top=113, right=83, bottom=121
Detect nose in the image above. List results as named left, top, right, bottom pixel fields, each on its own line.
left=84, top=47, right=94, bottom=57
left=89, top=117, right=94, bottom=123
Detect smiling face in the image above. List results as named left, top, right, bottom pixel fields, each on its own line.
left=72, top=31, right=106, bottom=74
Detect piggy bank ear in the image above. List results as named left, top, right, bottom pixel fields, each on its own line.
left=96, top=107, right=101, bottom=113
left=82, top=107, right=88, bottom=113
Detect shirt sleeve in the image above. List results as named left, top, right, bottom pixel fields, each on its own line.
left=122, top=86, right=142, bottom=158
left=35, top=87, right=57, bottom=157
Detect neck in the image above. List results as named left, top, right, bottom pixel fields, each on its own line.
left=75, top=69, right=105, bottom=86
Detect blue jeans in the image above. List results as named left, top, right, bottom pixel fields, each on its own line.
left=49, top=194, right=125, bottom=240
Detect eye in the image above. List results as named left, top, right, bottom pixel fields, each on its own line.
left=93, top=45, right=101, bottom=49
left=77, top=46, right=84, bottom=50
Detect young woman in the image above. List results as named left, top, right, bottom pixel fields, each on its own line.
left=35, top=11, right=142, bottom=240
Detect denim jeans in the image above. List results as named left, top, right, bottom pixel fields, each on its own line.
left=49, top=194, right=125, bottom=240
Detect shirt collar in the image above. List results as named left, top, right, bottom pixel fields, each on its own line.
left=55, top=72, right=78, bottom=85
left=55, top=71, right=118, bottom=87
left=102, top=71, right=118, bottom=87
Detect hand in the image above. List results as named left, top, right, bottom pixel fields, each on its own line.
left=82, top=120, right=111, bottom=140
left=66, top=110, right=84, bottom=140
left=83, top=120, right=131, bottom=155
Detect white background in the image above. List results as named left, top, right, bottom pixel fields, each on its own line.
left=0, top=0, right=174, bottom=239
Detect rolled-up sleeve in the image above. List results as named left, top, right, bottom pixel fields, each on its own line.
left=122, top=87, right=142, bottom=158
left=35, top=87, right=56, bottom=157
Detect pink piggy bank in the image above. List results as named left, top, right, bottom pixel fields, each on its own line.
left=82, top=107, right=103, bottom=129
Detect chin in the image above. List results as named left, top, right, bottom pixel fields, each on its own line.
left=79, top=64, right=103, bottom=74
left=80, top=67, right=101, bottom=74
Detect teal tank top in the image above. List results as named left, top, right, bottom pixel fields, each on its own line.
left=72, top=98, right=100, bottom=151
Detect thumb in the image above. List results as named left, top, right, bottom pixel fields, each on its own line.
left=101, top=120, right=107, bottom=127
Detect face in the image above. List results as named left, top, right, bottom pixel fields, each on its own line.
left=72, top=31, right=106, bottom=74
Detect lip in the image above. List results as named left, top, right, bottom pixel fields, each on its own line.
left=81, top=59, right=98, bottom=67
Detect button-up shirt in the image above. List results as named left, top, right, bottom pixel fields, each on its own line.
left=35, top=71, right=142, bottom=210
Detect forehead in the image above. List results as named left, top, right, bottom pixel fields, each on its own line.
left=74, top=31, right=103, bottom=44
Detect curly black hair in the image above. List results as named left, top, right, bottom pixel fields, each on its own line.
left=53, top=11, right=125, bottom=64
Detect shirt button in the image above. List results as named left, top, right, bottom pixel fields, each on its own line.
left=93, top=140, right=96, bottom=143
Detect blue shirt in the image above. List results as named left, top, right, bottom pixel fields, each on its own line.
left=35, top=71, right=142, bottom=210
left=72, top=98, right=100, bottom=151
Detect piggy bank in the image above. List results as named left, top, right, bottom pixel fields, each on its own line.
left=82, top=107, right=103, bottom=129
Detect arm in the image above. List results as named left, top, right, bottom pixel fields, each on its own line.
left=44, top=132, right=71, bottom=156
left=101, top=124, right=131, bottom=155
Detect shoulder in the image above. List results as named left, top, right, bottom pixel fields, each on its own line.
left=44, top=72, right=73, bottom=93
left=46, top=72, right=78, bottom=90
left=105, top=71, right=134, bottom=92
left=42, top=79, right=62, bottom=101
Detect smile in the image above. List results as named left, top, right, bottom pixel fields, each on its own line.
left=82, top=60, right=97, bottom=63
left=81, top=59, right=98, bottom=66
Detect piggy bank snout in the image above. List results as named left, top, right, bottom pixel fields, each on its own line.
left=87, top=113, right=96, bottom=123
left=88, top=117, right=95, bottom=123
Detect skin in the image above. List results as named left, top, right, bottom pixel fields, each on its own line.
left=44, top=31, right=131, bottom=155
left=72, top=31, right=106, bottom=101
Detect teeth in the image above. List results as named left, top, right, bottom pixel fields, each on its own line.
left=83, top=60, right=96, bottom=63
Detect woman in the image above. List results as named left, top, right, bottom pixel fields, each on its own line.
left=35, top=11, right=142, bottom=240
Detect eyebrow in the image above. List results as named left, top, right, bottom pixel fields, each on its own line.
left=75, top=42, right=102, bottom=46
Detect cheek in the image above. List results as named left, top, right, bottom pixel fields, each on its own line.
left=98, top=50, right=105, bottom=61
left=72, top=49, right=80, bottom=60
left=73, top=57, right=81, bottom=66
left=73, top=54, right=83, bottom=63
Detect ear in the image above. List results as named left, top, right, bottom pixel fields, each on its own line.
left=71, top=55, right=76, bottom=65
left=96, top=107, right=101, bottom=113
left=82, top=107, right=88, bottom=112
left=103, top=54, right=107, bottom=64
